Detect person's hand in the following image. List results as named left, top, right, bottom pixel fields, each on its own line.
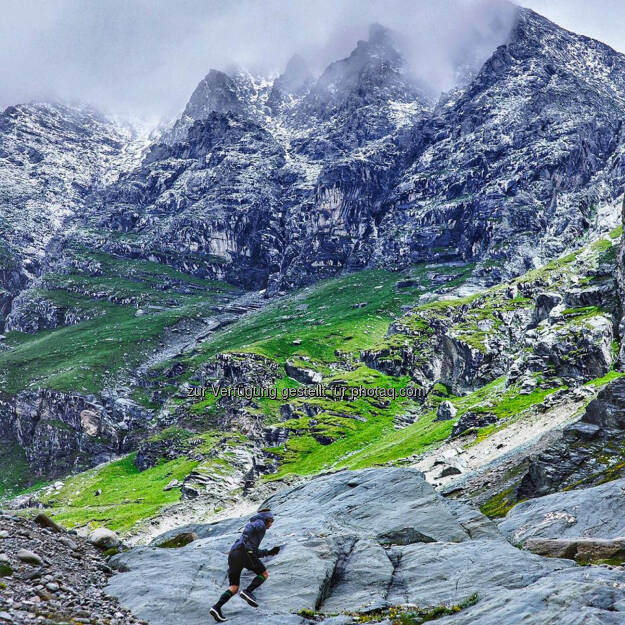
left=268, top=546, right=280, bottom=556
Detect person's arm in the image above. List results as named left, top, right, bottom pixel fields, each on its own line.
left=257, top=545, right=280, bottom=557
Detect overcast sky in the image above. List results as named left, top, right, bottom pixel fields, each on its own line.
left=1, top=0, right=624, bottom=123
left=523, top=0, right=625, bottom=53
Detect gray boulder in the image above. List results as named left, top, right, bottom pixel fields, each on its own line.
left=500, top=477, right=625, bottom=545
left=436, top=400, right=457, bottom=422
left=524, top=536, right=625, bottom=563
left=88, top=528, right=121, bottom=550
left=16, top=549, right=43, bottom=565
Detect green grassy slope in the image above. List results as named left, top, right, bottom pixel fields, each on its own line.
left=2, top=229, right=622, bottom=533
left=166, top=264, right=474, bottom=368
left=32, top=428, right=244, bottom=532
left=0, top=246, right=236, bottom=394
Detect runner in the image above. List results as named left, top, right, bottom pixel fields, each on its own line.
left=210, top=509, right=280, bottom=622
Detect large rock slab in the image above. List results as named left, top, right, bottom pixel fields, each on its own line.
left=499, top=477, right=625, bottom=545
left=433, top=567, right=625, bottom=625
left=106, top=468, right=625, bottom=624
left=258, top=467, right=492, bottom=544
left=108, top=468, right=490, bottom=624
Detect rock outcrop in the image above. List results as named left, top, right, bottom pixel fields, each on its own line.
left=106, top=468, right=625, bottom=624
left=0, top=389, right=148, bottom=479
left=500, top=475, right=625, bottom=545
left=517, top=377, right=625, bottom=499
left=523, top=536, right=625, bottom=564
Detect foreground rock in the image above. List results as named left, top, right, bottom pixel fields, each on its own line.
left=88, top=527, right=121, bottom=550
left=500, top=476, right=625, bottom=545
left=106, top=468, right=625, bottom=624
left=0, top=512, right=143, bottom=625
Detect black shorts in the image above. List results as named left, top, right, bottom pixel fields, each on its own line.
left=227, top=547, right=266, bottom=586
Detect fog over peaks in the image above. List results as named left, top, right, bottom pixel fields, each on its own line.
left=1, top=0, right=521, bottom=123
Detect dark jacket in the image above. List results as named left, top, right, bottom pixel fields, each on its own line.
left=230, top=511, right=274, bottom=557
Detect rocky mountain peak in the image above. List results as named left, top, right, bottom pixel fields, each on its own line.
left=345, top=22, right=404, bottom=75
left=303, top=22, right=425, bottom=118
left=367, top=22, right=393, bottom=46
left=508, top=6, right=559, bottom=44
left=185, top=69, right=246, bottom=117
left=166, top=69, right=250, bottom=142
left=165, top=68, right=275, bottom=143
left=267, top=54, right=313, bottom=111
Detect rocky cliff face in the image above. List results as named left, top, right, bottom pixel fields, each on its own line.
left=0, top=103, right=140, bottom=331
left=59, top=8, right=625, bottom=297
left=0, top=389, right=149, bottom=479
left=517, top=369, right=625, bottom=500
left=510, top=158, right=625, bottom=501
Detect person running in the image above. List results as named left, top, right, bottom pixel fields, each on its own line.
left=210, top=509, right=280, bottom=622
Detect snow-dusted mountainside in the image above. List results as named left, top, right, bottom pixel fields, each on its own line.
left=0, top=103, right=144, bottom=326
left=51, top=9, right=625, bottom=299
left=92, top=22, right=434, bottom=292
left=3, top=8, right=625, bottom=315
left=373, top=8, right=625, bottom=279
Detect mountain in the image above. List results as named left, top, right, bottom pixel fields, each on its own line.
left=4, top=9, right=625, bottom=312
left=46, top=8, right=625, bottom=299
left=1, top=9, right=625, bottom=607
left=83, top=23, right=433, bottom=294
left=0, top=103, right=137, bottom=327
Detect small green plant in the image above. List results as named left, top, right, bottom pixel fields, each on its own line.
left=298, top=608, right=322, bottom=620
left=393, top=593, right=479, bottom=624
left=480, top=488, right=519, bottom=518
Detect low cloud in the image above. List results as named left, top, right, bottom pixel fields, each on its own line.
left=0, top=0, right=518, bottom=122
